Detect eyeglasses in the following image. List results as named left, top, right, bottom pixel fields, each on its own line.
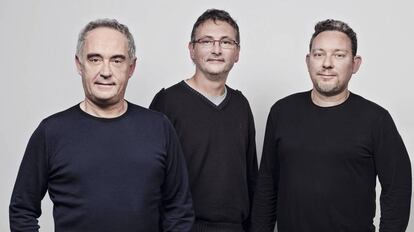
left=193, top=38, right=239, bottom=49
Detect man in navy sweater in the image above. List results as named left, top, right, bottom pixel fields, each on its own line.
left=250, top=19, right=411, bottom=232
left=10, top=18, right=194, bottom=232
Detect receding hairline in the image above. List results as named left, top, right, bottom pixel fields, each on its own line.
left=76, top=18, right=136, bottom=60
left=77, top=26, right=132, bottom=59
left=83, top=26, right=130, bottom=42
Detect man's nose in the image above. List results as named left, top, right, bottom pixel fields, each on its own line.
left=322, top=56, right=334, bottom=69
left=211, top=40, right=222, bottom=55
left=100, top=61, right=112, bottom=78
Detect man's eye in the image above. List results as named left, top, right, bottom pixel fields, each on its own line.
left=221, top=40, right=233, bottom=45
left=88, top=57, right=102, bottom=63
left=313, top=53, right=323, bottom=57
left=112, top=59, right=124, bottom=64
left=200, top=40, right=213, bottom=45
left=335, top=54, right=346, bottom=58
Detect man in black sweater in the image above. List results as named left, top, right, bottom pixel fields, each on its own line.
left=150, top=9, right=258, bottom=232
left=9, top=19, right=194, bottom=232
left=250, top=19, right=412, bottom=232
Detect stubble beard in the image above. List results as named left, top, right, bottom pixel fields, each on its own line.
left=314, top=79, right=346, bottom=97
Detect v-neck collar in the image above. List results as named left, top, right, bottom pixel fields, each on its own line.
left=180, top=80, right=231, bottom=110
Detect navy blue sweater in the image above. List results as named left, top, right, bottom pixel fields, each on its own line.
left=10, top=102, right=194, bottom=232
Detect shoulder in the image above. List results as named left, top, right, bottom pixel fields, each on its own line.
left=150, top=81, right=188, bottom=109
left=128, top=102, right=170, bottom=124
left=40, top=104, right=81, bottom=126
left=129, top=102, right=176, bottom=133
left=25, top=104, right=83, bottom=141
left=349, top=92, right=388, bottom=114
left=350, top=93, right=397, bottom=131
left=155, top=81, right=187, bottom=98
left=226, top=85, right=252, bottom=106
left=277, top=91, right=309, bottom=105
left=347, top=93, right=393, bottom=125
left=270, top=91, right=309, bottom=113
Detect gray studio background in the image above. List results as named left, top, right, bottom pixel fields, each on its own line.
left=1, top=0, right=413, bottom=231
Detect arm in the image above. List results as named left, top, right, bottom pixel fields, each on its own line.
left=374, top=111, right=412, bottom=232
left=149, top=88, right=166, bottom=112
left=10, top=123, right=49, bottom=232
left=244, top=103, right=259, bottom=230
left=160, top=119, right=194, bottom=232
left=250, top=109, right=279, bottom=232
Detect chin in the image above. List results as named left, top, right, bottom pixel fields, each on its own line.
left=206, top=67, right=225, bottom=73
left=316, top=86, right=344, bottom=97
left=207, top=72, right=227, bottom=80
left=316, top=81, right=340, bottom=93
left=93, top=94, right=117, bottom=102
left=207, top=71, right=224, bottom=75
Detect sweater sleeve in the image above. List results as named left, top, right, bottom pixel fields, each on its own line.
left=10, top=122, right=49, bottom=232
left=244, top=101, right=259, bottom=230
left=373, top=111, right=412, bottom=232
left=160, top=118, right=194, bottom=232
left=250, top=108, right=279, bottom=232
left=149, top=88, right=167, bottom=113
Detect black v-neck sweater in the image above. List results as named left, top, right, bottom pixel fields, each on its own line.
left=150, top=81, right=258, bottom=231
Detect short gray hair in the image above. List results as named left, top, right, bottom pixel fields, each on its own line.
left=76, top=18, right=136, bottom=59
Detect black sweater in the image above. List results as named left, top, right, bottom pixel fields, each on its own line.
left=250, top=91, right=411, bottom=232
left=150, top=81, right=258, bottom=231
left=10, top=102, right=194, bottom=232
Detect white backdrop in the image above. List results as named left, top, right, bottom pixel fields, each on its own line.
left=1, top=0, right=413, bottom=231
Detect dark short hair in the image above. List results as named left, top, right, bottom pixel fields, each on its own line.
left=190, top=9, right=240, bottom=44
left=309, top=19, right=357, bottom=56
left=76, top=18, right=136, bottom=59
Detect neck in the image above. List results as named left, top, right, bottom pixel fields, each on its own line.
left=80, top=99, right=128, bottom=118
left=187, top=73, right=227, bottom=96
left=311, top=89, right=350, bottom=107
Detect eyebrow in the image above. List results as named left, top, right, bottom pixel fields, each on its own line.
left=111, top=55, right=126, bottom=60
left=311, top=48, right=349, bottom=53
left=197, top=35, right=235, bottom=40
left=86, top=53, right=127, bottom=59
left=86, top=53, right=103, bottom=59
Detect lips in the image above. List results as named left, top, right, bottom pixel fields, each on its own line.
left=207, top=58, right=225, bottom=62
left=95, top=82, right=115, bottom=86
left=317, top=73, right=336, bottom=77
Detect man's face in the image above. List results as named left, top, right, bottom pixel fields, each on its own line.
left=306, top=30, right=361, bottom=96
left=76, top=27, right=136, bottom=106
left=189, top=20, right=240, bottom=79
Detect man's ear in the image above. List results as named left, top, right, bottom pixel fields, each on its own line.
left=234, top=46, right=240, bottom=63
left=188, top=42, right=195, bottom=60
left=75, top=55, right=83, bottom=76
left=305, top=54, right=310, bottom=69
left=128, top=58, right=137, bottom=78
left=352, top=55, right=362, bottom=74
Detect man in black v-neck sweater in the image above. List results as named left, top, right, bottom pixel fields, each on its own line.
left=150, top=9, right=258, bottom=232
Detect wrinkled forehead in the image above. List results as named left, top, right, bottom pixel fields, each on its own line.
left=82, top=27, right=129, bottom=55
